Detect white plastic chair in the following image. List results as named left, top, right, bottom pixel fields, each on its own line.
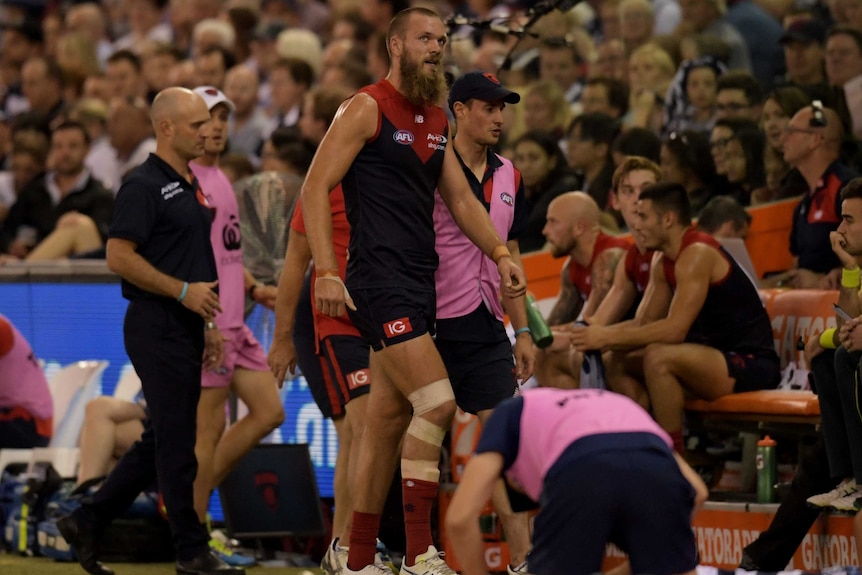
left=112, top=364, right=142, bottom=402
left=49, top=360, right=108, bottom=448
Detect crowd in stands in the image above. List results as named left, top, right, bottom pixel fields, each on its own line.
left=0, top=0, right=859, bottom=273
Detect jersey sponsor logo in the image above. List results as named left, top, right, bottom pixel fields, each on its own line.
left=383, top=317, right=413, bottom=338
left=346, top=368, right=370, bottom=389
left=500, top=192, right=514, bottom=206
left=427, top=132, right=447, bottom=151
left=393, top=130, right=414, bottom=144
left=160, top=181, right=184, bottom=200
left=222, top=214, right=242, bottom=251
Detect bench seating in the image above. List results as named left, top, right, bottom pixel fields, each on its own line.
left=683, top=288, right=836, bottom=427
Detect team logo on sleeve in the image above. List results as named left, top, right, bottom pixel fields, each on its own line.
left=393, top=130, right=414, bottom=144
left=383, top=317, right=413, bottom=338
left=500, top=192, right=514, bottom=206
left=346, top=369, right=370, bottom=389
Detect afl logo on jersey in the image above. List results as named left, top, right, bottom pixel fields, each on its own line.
left=393, top=130, right=414, bottom=144
left=500, top=192, right=514, bottom=206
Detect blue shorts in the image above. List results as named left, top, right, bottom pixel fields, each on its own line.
left=529, top=434, right=698, bottom=575
left=347, top=287, right=436, bottom=351
left=435, top=337, right=516, bottom=414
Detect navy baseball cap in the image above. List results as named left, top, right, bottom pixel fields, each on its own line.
left=448, top=71, right=520, bottom=111
left=780, top=19, right=827, bottom=45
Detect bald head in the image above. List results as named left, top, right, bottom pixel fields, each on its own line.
left=549, top=192, right=602, bottom=226
left=543, top=191, right=602, bottom=258
left=151, top=87, right=211, bottom=162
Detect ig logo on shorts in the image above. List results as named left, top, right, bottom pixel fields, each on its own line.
left=347, top=369, right=370, bottom=389
left=393, top=130, right=414, bottom=144
left=383, top=317, right=413, bottom=338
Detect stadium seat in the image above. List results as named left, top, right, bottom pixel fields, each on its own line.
left=49, top=360, right=109, bottom=448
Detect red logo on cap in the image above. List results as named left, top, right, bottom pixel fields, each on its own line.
left=484, top=73, right=501, bottom=85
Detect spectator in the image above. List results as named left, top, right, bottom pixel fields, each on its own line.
left=0, top=138, right=49, bottom=225
left=697, top=195, right=752, bottom=239
left=521, top=80, right=572, bottom=141
left=140, top=42, right=183, bottom=100
left=219, top=153, right=255, bottom=184
left=298, top=85, right=350, bottom=145
left=664, top=56, right=725, bottom=135
left=619, top=0, right=655, bottom=54
left=715, top=71, right=763, bottom=122
left=627, top=43, right=676, bottom=133
left=512, top=130, right=580, bottom=253
left=191, top=18, right=235, bottom=58
left=676, top=0, right=752, bottom=71
left=761, top=86, right=812, bottom=198
left=0, top=19, right=44, bottom=118
left=723, top=127, right=769, bottom=205
left=275, top=28, right=323, bottom=79
left=611, top=127, right=661, bottom=167
left=591, top=38, right=628, bottom=81
left=0, top=313, right=52, bottom=448
left=223, top=65, right=269, bottom=159
left=710, top=117, right=758, bottom=180
left=580, top=77, right=629, bottom=119
left=780, top=19, right=828, bottom=93
left=269, top=58, right=314, bottom=130
left=105, top=50, right=146, bottom=101
left=661, top=129, right=717, bottom=216
left=826, top=26, right=862, bottom=90
left=194, top=46, right=235, bottom=90
left=784, top=103, right=859, bottom=288
left=539, top=38, right=584, bottom=104
left=0, top=121, right=114, bottom=260
left=55, top=32, right=100, bottom=103
left=724, top=0, right=786, bottom=89
left=64, top=3, right=113, bottom=66
left=20, top=56, right=66, bottom=126
left=566, top=113, right=621, bottom=211
left=112, top=0, right=172, bottom=52
left=107, top=96, right=156, bottom=186
left=68, top=97, right=121, bottom=193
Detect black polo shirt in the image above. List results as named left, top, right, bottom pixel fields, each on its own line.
left=790, top=160, right=859, bottom=274
left=435, top=149, right=530, bottom=342
left=109, top=153, right=218, bottom=301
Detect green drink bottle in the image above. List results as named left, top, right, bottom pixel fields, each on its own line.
left=756, top=435, right=777, bottom=503
left=526, top=293, right=553, bottom=348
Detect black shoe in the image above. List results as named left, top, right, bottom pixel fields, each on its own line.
left=176, top=550, right=246, bottom=575
left=56, top=511, right=114, bottom=575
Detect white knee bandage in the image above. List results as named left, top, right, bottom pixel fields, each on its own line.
left=401, top=458, right=441, bottom=482
left=407, top=378, right=454, bottom=416
left=406, top=416, right=447, bottom=446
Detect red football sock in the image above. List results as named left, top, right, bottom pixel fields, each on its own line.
left=346, top=511, right=380, bottom=571
left=669, top=428, right=685, bottom=454
left=403, top=477, right=439, bottom=565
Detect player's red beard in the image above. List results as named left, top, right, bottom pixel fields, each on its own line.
left=399, top=52, right=447, bottom=108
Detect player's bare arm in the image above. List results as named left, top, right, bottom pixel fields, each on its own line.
left=546, top=261, right=583, bottom=326
left=302, top=93, right=377, bottom=316
left=587, top=253, right=638, bottom=327
left=106, top=237, right=221, bottom=319
left=571, top=244, right=716, bottom=351
left=581, top=247, right=625, bottom=320
left=269, top=228, right=312, bottom=386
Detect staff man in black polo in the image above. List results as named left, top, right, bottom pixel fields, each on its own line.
left=57, top=87, right=243, bottom=575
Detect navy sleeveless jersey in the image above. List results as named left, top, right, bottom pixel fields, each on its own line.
left=341, top=79, right=449, bottom=292
left=662, top=229, right=776, bottom=356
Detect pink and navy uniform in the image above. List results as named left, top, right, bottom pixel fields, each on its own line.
left=0, top=314, right=52, bottom=446
left=662, top=229, right=779, bottom=391
left=476, top=388, right=698, bottom=575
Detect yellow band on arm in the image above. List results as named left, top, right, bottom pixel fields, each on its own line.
left=842, top=267, right=861, bottom=289
left=820, top=328, right=837, bottom=350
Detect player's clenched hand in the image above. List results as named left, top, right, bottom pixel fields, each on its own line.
left=497, top=258, right=527, bottom=299
left=182, top=280, right=221, bottom=319
left=569, top=324, right=607, bottom=352
left=268, top=334, right=297, bottom=389
left=314, top=273, right=356, bottom=318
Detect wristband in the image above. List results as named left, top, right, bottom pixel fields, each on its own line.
left=491, top=245, right=511, bottom=264
left=205, top=321, right=216, bottom=330
left=177, top=281, right=189, bottom=302
left=842, top=267, right=861, bottom=289
left=820, top=328, right=837, bottom=350
left=514, top=327, right=531, bottom=337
